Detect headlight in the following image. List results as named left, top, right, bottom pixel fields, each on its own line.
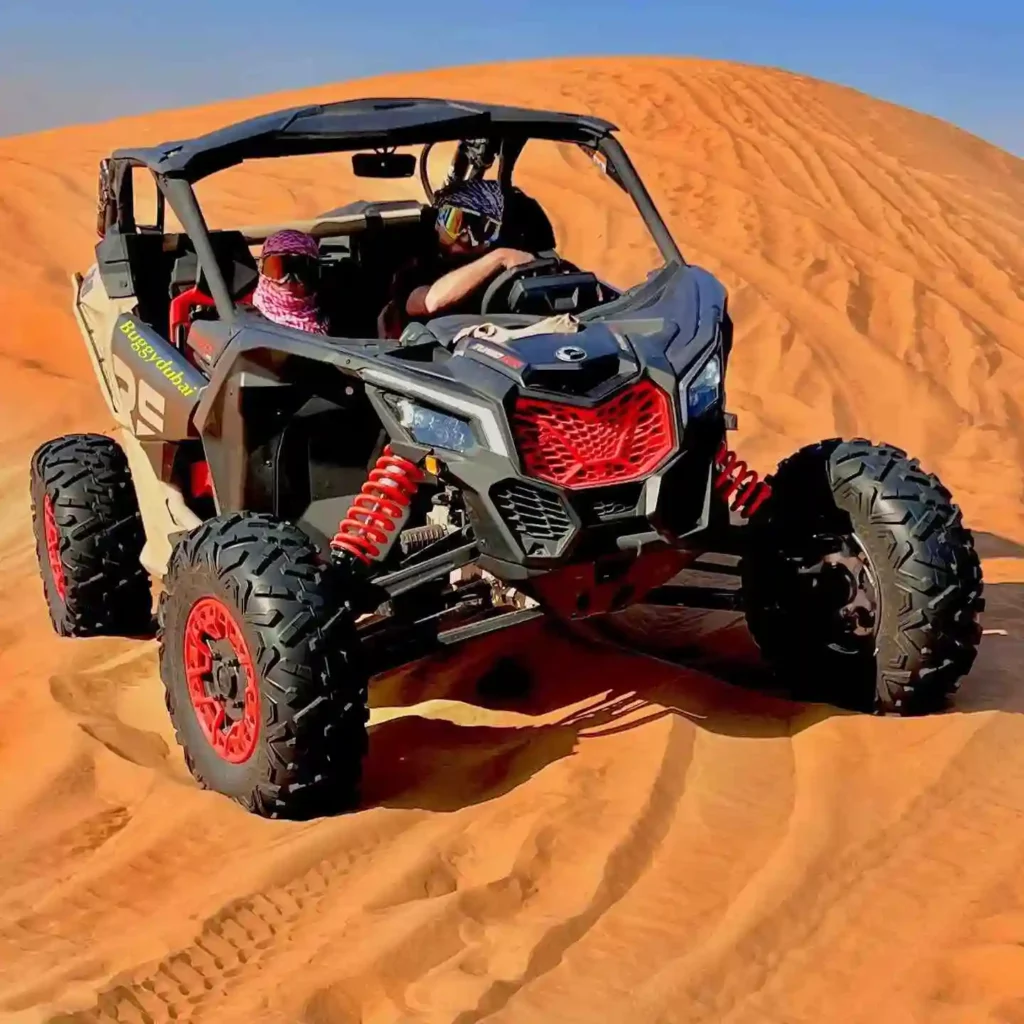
left=685, top=350, right=722, bottom=419
left=396, top=398, right=475, bottom=453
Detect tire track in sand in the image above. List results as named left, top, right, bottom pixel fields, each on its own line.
left=35, top=813, right=421, bottom=1023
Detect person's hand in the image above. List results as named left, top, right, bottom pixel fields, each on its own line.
left=493, top=247, right=536, bottom=271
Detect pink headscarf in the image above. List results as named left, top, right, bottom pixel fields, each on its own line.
left=252, top=229, right=326, bottom=334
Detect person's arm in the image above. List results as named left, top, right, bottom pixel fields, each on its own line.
left=406, top=248, right=534, bottom=317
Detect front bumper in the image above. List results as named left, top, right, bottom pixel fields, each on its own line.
left=465, top=418, right=722, bottom=570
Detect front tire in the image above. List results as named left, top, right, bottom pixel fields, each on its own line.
left=158, top=513, right=369, bottom=819
left=741, top=438, right=984, bottom=714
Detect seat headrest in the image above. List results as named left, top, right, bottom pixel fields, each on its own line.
left=170, top=231, right=258, bottom=300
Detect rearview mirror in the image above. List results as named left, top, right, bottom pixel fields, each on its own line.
left=352, top=152, right=416, bottom=178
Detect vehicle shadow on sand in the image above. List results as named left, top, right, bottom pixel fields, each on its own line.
left=975, top=532, right=1024, bottom=559
left=361, top=544, right=1024, bottom=813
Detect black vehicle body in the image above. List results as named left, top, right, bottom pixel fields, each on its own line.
left=87, top=97, right=742, bottom=631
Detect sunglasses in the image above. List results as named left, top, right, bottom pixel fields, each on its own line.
left=437, top=203, right=501, bottom=248
left=258, top=252, right=320, bottom=285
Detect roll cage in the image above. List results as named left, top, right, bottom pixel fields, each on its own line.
left=96, top=96, right=686, bottom=329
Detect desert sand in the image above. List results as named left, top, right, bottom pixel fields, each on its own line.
left=0, top=56, right=1023, bottom=1024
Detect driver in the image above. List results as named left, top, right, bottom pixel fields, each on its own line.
left=378, top=179, right=535, bottom=338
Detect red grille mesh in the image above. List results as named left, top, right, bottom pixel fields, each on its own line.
left=512, top=379, right=675, bottom=489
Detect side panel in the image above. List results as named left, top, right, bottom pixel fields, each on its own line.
left=198, top=348, right=385, bottom=531
left=72, top=266, right=135, bottom=423
left=74, top=264, right=207, bottom=578
left=109, top=314, right=207, bottom=439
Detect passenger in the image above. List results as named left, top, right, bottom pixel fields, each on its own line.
left=253, top=229, right=327, bottom=334
left=378, top=179, right=535, bottom=338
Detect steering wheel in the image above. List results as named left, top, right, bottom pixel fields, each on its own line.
left=479, top=255, right=580, bottom=315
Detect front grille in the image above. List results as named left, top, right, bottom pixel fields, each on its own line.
left=492, top=481, right=574, bottom=557
left=512, top=379, right=675, bottom=489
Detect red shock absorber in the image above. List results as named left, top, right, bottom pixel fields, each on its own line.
left=713, top=440, right=772, bottom=519
left=331, top=446, right=424, bottom=566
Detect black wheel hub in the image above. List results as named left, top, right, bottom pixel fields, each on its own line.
left=206, top=637, right=246, bottom=722
left=785, top=535, right=879, bottom=652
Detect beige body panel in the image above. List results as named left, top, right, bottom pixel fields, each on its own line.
left=117, top=429, right=202, bottom=579
left=71, top=266, right=134, bottom=425
left=71, top=268, right=202, bottom=579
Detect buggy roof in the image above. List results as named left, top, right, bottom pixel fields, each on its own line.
left=112, top=97, right=619, bottom=183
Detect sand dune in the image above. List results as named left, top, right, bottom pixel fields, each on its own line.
left=0, top=56, right=1023, bottom=1023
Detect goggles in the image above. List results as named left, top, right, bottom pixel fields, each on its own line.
left=436, top=203, right=501, bottom=248
left=258, top=251, right=320, bottom=286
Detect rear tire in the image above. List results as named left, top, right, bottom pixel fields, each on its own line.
left=29, top=433, right=152, bottom=637
left=741, top=438, right=984, bottom=714
left=158, top=513, right=369, bottom=819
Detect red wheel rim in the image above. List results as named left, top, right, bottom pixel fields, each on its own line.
left=43, top=494, right=67, bottom=601
left=182, top=597, right=260, bottom=764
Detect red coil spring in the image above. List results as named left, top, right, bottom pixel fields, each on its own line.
left=713, top=441, right=772, bottom=519
left=331, top=447, right=424, bottom=565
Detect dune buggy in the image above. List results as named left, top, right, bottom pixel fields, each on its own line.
left=30, top=96, right=984, bottom=818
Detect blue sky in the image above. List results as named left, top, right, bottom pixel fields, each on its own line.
left=1, top=0, right=1021, bottom=155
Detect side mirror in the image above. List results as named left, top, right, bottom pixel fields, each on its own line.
left=352, top=151, right=416, bottom=178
